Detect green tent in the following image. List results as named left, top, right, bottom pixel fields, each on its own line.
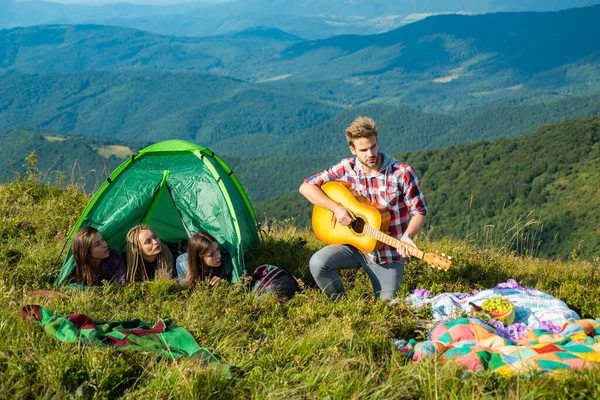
left=56, top=139, right=259, bottom=286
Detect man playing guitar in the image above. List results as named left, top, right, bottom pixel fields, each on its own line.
left=299, top=116, right=427, bottom=301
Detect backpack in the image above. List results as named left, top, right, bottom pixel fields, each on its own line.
left=251, top=264, right=300, bottom=305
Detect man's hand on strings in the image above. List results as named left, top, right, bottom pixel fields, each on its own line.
left=334, top=205, right=356, bottom=226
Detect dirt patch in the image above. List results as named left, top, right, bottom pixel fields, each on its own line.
left=93, top=145, right=132, bottom=159
left=43, top=135, right=66, bottom=142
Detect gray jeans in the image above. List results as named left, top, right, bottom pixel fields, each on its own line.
left=309, top=244, right=405, bottom=301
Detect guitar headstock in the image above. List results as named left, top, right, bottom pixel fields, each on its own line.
left=423, top=252, right=452, bottom=271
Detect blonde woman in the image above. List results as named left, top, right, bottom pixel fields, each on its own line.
left=71, top=226, right=126, bottom=286
left=125, top=225, right=175, bottom=282
left=175, top=232, right=231, bottom=286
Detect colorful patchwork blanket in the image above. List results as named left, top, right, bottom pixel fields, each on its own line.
left=22, top=305, right=219, bottom=363
left=394, top=317, right=600, bottom=376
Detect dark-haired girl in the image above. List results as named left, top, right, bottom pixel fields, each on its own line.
left=71, top=226, right=126, bottom=286
left=175, top=232, right=231, bottom=286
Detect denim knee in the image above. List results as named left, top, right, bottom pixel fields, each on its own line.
left=309, top=251, right=327, bottom=277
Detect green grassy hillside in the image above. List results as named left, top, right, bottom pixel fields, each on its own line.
left=1, top=176, right=599, bottom=398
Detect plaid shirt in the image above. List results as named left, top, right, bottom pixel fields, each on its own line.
left=305, top=153, right=427, bottom=264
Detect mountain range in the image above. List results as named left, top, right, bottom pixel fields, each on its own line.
left=1, top=71, right=600, bottom=158
left=2, top=0, right=599, bottom=39
left=2, top=5, right=600, bottom=113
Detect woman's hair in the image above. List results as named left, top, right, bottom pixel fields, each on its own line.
left=185, top=232, right=218, bottom=286
left=71, top=226, right=101, bottom=286
left=125, top=224, right=173, bottom=282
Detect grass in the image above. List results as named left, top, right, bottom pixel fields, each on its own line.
left=1, top=177, right=600, bottom=399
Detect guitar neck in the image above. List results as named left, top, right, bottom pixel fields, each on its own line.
left=363, top=225, right=425, bottom=259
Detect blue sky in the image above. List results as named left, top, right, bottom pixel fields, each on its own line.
left=16, top=0, right=231, bottom=4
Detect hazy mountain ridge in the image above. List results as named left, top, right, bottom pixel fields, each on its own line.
left=265, top=6, right=600, bottom=110
left=0, top=24, right=297, bottom=78
left=3, top=0, right=598, bottom=39
left=4, top=7, right=599, bottom=78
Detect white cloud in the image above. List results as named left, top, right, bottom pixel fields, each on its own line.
left=402, top=11, right=475, bottom=24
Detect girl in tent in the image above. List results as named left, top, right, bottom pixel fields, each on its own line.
left=176, top=232, right=232, bottom=286
left=71, top=226, right=126, bottom=286
left=125, top=225, right=175, bottom=282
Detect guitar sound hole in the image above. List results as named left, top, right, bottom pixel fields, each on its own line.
left=351, top=218, right=365, bottom=234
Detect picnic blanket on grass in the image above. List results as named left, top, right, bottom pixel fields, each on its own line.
left=405, top=280, right=580, bottom=333
left=22, top=305, right=220, bottom=363
left=394, top=316, right=600, bottom=377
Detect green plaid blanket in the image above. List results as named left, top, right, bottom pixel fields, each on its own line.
left=22, top=305, right=220, bottom=362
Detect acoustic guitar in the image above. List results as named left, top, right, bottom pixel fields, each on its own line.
left=312, top=181, right=451, bottom=271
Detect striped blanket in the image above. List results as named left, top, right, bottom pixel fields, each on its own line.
left=394, top=317, right=600, bottom=376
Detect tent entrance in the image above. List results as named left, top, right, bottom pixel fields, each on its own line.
left=142, top=170, right=189, bottom=244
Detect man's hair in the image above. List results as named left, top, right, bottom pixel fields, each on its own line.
left=345, top=116, right=378, bottom=146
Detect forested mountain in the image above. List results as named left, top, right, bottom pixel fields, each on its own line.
left=2, top=72, right=600, bottom=157
left=211, top=106, right=459, bottom=157
left=0, top=25, right=300, bottom=79
left=282, top=5, right=600, bottom=77
left=2, top=5, right=600, bottom=113
left=214, top=94, right=600, bottom=157
left=2, top=0, right=597, bottom=39
left=0, top=72, right=341, bottom=143
left=266, top=5, right=600, bottom=111
left=434, top=94, right=600, bottom=145
left=0, top=130, right=148, bottom=190
left=253, top=117, right=600, bottom=259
